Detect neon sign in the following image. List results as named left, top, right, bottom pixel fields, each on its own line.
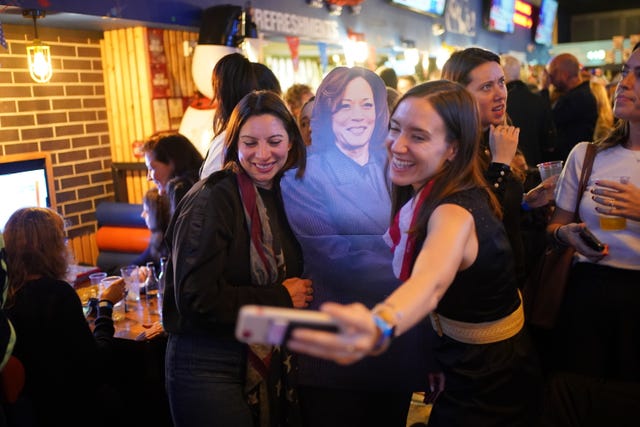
left=513, top=0, right=533, bottom=29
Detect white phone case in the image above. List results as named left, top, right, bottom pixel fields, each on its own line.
left=236, top=305, right=339, bottom=345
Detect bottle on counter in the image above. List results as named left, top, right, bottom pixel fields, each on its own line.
left=145, top=262, right=160, bottom=315
left=156, top=257, right=167, bottom=321
left=158, top=257, right=167, bottom=297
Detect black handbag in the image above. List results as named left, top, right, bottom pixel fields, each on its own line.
left=523, top=143, right=597, bottom=329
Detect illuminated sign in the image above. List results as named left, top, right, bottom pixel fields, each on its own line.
left=586, top=49, right=606, bottom=61
left=252, top=8, right=340, bottom=42
left=513, top=0, right=533, bottom=29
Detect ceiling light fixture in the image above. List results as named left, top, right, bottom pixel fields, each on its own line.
left=23, top=9, right=52, bottom=83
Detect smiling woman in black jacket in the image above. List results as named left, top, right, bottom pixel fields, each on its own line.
left=163, top=91, right=311, bottom=427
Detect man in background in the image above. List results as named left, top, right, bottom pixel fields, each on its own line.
left=502, top=55, right=557, bottom=166
left=540, top=53, right=597, bottom=161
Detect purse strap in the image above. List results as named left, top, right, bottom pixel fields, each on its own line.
left=573, top=143, right=597, bottom=222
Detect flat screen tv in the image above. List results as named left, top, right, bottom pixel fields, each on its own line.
left=388, top=0, right=447, bottom=17
left=0, top=153, right=56, bottom=232
left=534, top=0, right=557, bottom=46
left=484, top=0, right=516, bottom=34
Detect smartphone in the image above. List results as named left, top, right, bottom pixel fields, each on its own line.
left=236, top=305, right=339, bottom=346
left=579, top=227, right=606, bottom=252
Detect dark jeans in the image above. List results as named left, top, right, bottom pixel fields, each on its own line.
left=165, top=334, right=252, bottom=427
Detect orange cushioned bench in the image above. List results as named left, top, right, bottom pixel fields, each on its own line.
left=95, top=202, right=150, bottom=274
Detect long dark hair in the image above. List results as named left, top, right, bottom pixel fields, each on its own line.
left=142, top=132, right=203, bottom=178
left=142, top=132, right=203, bottom=211
left=212, top=53, right=258, bottom=136
left=441, top=47, right=511, bottom=173
left=143, top=187, right=170, bottom=261
left=252, top=62, right=282, bottom=96
left=441, top=47, right=501, bottom=86
left=223, top=90, right=306, bottom=179
left=311, top=67, right=389, bottom=153
left=389, top=81, right=502, bottom=243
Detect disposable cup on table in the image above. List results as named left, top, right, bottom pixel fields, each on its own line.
left=120, top=265, right=141, bottom=302
left=112, top=300, right=126, bottom=322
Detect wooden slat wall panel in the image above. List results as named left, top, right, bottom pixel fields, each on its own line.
left=70, top=233, right=98, bottom=266
left=134, top=27, right=155, bottom=139
left=185, top=31, right=197, bottom=97
left=121, top=27, right=137, bottom=157
left=165, top=30, right=178, bottom=97
left=102, top=27, right=150, bottom=164
left=163, top=30, right=198, bottom=99
left=110, top=30, right=127, bottom=161
left=126, top=170, right=151, bottom=204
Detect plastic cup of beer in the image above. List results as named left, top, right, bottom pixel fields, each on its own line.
left=89, top=272, right=107, bottom=298
left=537, top=160, right=564, bottom=182
left=598, top=176, right=630, bottom=231
left=112, top=300, right=126, bottom=322
left=101, top=275, right=124, bottom=321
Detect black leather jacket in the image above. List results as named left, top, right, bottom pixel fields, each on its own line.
left=162, top=170, right=298, bottom=337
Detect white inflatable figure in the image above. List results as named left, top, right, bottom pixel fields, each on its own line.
left=178, top=5, right=247, bottom=158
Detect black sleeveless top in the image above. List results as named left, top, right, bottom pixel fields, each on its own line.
left=433, top=187, right=520, bottom=323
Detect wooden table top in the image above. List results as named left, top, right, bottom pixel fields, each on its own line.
left=80, top=286, right=163, bottom=341
left=115, top=296, right=162, bottom=340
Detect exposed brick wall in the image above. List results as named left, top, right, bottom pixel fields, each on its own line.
left=0, top=24, right=113, bottom=239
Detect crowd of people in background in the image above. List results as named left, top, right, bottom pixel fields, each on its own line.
left=1, top=42, right=638, bottom=427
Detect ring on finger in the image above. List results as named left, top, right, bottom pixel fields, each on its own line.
left=609, top=199, right=615, bottom=207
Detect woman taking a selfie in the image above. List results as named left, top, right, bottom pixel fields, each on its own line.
left=288, top=81, right=542, bottom=426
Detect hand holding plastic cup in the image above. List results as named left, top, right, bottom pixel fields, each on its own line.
left=89, top=272, right=107, bottom=297
left=597, top=176, right=630, bottom=231
left=537, top=160, right=563, bottom=182
left=101, top=275, right=125, bottom=321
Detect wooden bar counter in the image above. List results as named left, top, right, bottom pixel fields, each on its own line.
left=78, top=284, right=163, bottom=340
left=115, top=295, right=163, bottom=340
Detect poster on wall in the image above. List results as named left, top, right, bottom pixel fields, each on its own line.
left=152, top=99, right=170, bottom=132
left=148, top=28, right=171, bottom=98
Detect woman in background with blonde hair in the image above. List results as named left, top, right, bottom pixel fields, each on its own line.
left=590, top=81, right=615, bottom=140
